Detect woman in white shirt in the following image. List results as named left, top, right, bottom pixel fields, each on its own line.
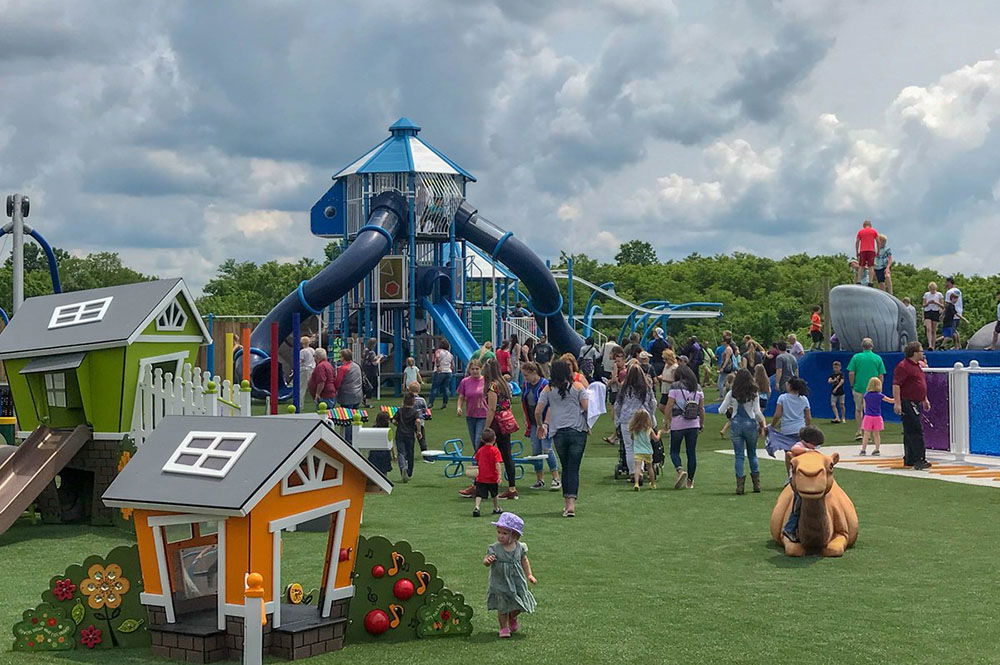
left=922, top=282, right=945, bottom=350
left=427, top=339, right=454, bottom=409
left=719, top=369, right=767, bottom=494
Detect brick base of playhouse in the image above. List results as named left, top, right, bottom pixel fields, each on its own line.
left=148, top=600, right=349, bottom=663
left=36, top=437, right=119, bottom=525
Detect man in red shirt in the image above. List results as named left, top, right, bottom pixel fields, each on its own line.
left=892, top=341, right=932, bottom=470
left=855, top=220, right=879, bottom=285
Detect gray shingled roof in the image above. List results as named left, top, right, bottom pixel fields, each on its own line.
left=0, top=278, right=209, bottom=359
left=102, top=415, right=392, bottom=515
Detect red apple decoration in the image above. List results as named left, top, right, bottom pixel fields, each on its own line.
left=371, top=565, right=386, bottom=578
left=339, top=548, right=351, bottom=562
left=392, top=578, right=415, bottom=600
left=363, top=609, right=390, bottom=635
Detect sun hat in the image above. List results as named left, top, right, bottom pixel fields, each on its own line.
left=491, top=511, right=523, bottom=536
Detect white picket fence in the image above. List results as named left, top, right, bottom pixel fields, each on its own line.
left=131, top=362, right=252, bottom=447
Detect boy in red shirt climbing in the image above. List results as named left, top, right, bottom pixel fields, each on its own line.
left=809, top=305, right=823, bottom=351
left=472, top=429, right=504, bottom=518
left=855, top=220, right=879, bottom=286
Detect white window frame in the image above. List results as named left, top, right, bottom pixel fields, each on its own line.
left=162, top=431, right=255, bottom=478
left=155, top=299, right=188, bottom=332
left=281, top=448, right=344, bottom=495
left=44, top=372, right=67, bottom=408
left=48, top=296, right=113, bottom=329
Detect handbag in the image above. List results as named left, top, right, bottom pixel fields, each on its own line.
left=494, top=406, right=520, bottom=434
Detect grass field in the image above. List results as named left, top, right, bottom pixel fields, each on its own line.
left=2, top=392, right=1000, bottom=665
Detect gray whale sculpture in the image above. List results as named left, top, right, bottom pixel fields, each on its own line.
left=829, top=285, right=917, bottom=353
left=965, top=322, right=996, bottom=350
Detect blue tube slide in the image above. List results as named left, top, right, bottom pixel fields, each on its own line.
left=422, top=298, right=479, bottom=364
left=454, top=202, right=583, bottom=355
left=244, top=191, right=407, bottom=397
left=0, top=228, right=62, bottom=294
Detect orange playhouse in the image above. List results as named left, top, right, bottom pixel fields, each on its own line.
left=102, top=415, right=392, bottom=662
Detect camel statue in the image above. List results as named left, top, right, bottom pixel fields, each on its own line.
left=770, top=451, right=858, bottom=557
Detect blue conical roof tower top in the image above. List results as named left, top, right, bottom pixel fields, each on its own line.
left=332, top=118, right=475, bottom=181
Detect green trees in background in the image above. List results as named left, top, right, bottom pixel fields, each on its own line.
left=614, top=239, right=658, bottom=266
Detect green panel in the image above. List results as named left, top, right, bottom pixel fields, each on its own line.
left=3, top=358, right=42, bottom=431
left=37, top=372, right=86, bottom=429
left=140, top=296, right=204, bottom=337
left=80, top=349, right=127, bottom=433
left=120, top=341, right=202, bottom=432
left=470, top=309, right=492, bottom=345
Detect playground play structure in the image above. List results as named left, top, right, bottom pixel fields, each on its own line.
left=240, top=118, right=724, bottom=400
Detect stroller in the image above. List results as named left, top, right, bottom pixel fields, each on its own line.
left=613, top=427, right=665, bottom=480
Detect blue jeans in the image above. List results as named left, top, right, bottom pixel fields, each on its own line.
left=669, top=427, right=699, bottom=480
left=529, top=428, right=558, bottom=473
left=553, top=428, right=587, bottom=498
left=428, top=372, right=452, bottom=408
left=730, top=418, right=760, bottom=477
left=784, top=493, right=802, bottom=541
left=466, top=417, right=486, bottom=451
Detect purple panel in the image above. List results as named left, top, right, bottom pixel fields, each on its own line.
left=922, top=373, right=951, bottom=451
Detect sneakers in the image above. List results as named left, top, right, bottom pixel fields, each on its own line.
left=858, top=450, right=867, bottom=456
left=914, top=461, right=932, bottom=470
left=854, top=432, right=863, bottom=441
left=871, top=450, right=880, bottom=456
left=499, top=628, right=511, bottom=638
left=782, top=530, right=800, bottom=543
left=400, top=472, right=410, bottom=483
left=529, top=480, right=546, bottom=490
left=686, top=479, right=695, bottom=489
left=472, top=508, right=481, bottom=517
left=674, top=469, right=688, bottom=489
left=550, top=479, right=562, bottom=490
left=492, top=508, right=503, bottom=515
left=458, top=484, right=475, bottom=497
left=498, top=488, right=519, bottom=500
left=633, top=483, right=640, bottom=492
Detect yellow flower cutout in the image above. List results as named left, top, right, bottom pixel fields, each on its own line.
left=117, top=451, right=132, bottom=473
left=81, top=564, right=131, bottom=610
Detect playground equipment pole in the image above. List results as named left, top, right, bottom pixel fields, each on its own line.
left=224, top=333, right=234, bottom=386
left=242, top=328, right=251, bottom=381
left=206, top=313, right=215, bottom=376
left=270, top=322, right=279, bottom=415
left=6, top=193, right=28, bottom=313
left=292, top=313, right=301, bottom=413
left=567, top=256, right=574, bottom=330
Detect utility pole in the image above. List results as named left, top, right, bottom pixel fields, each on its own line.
left=5, top=193, right=29, bottom=313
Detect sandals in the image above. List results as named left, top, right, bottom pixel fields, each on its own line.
left=562, top=509, right=576, bottom=518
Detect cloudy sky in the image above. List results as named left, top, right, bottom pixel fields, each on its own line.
left=2, top=0, right=1000, bottom=293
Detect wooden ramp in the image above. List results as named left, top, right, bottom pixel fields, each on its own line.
left=0, top=425, right=91, bottom=535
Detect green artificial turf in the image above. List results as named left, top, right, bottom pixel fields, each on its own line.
left=2, top=394, right=1000, bottom=665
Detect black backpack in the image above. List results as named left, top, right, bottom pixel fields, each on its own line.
left=674, top=390, right=701, bottom=420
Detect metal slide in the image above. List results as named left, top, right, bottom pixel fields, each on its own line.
left=0, top=425, right=91, bottom=535
left=246, top=192, right=408, bottom=396
left=454, top=202, right=584, bottom=355
left=421, top=298, right=479, bottom=364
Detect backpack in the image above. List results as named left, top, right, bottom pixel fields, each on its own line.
left=730, top=351, right=741, bottom=373
left=674, top=390, right=701, bottom=420
left=578, top=345, right=596, bottom=378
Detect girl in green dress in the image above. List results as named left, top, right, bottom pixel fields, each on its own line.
left=483, top=512, right=537, bottom=637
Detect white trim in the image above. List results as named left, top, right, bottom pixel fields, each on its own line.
left=133, top=334, right=207, bottom=344
left=127, top=280, right=211, bottom=346
left=217, top=518, right=227, bottom=630
left=155, top=299, right=189, bottom=332
left=0, top=339, right=126, bottom=360
left=281, top=448, right=344, bottom=496
left=19, top=429, right=129, bottom=440
left=48, top=296, right=113, bottom=329
left=272, top=530, right=282, bottom=629
left=151, top=525, right=176, bottom=623
left=102, top=499, right=244, bottom=517
left=162, top=431, right=256, bottom=478
left=224, top=600, right=274, bottom=616
left=325, top=585, right=355, bottom=602
left=321, top=507, right=348, bottom=618
left=240, top=424, right=392, bottom=517
left=147, top=513, right=219, bottom=527
left=140, top=592, right=170, bottom=607
left=268, top=499, right=350, bottom=533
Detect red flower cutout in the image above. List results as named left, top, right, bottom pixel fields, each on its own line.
left=440, top=609, right=451, bottom=622
left=52, top=578, right=77, bottom=601
left=79, top=625, right=102, bottom=649
left=47, top=617, right=57, bottom=626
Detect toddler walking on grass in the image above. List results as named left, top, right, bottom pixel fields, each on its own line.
left=484, top=512, right=537, bottom=638
left=628, top=410, right=659, bottom=490
left=859, top=377, right=894, bottom=456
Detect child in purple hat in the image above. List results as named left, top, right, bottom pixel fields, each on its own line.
left=483, top=511, right=537, bottom=638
